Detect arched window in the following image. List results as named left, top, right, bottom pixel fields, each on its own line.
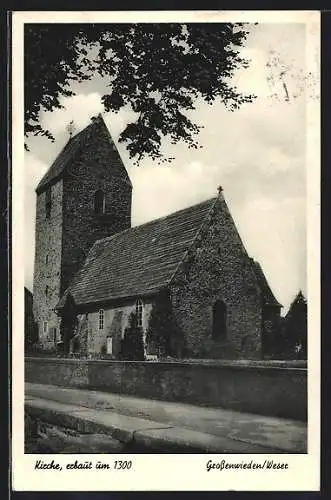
left=43, top=321, right=48, bottom=335
left=45, top=285, right=49, bottom=297
left=136, top=299, right=143, bottom=328
left=212, top=300, right=227, bottom=340
left=94, top=189, right=105, bottom=214
left=99, top=309, right=104, bottom=330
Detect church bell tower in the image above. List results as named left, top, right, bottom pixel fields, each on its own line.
left=33, top=115, right=132, bottom=347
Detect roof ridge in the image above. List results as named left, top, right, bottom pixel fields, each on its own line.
left=93, top=196, right=218, bottom=247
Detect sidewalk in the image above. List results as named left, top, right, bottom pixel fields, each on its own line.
left=25, top=383, right=307, bottom=454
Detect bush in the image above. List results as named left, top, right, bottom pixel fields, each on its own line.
left=25, top=343, right=57, bottom=357
left=146, top=289, right=184, bottom=358
left=25, top=319, right=39, bottom=350
left=120, top=312, right=145, bottom=361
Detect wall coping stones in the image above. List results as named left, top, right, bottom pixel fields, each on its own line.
left=26, top=356, right=307, bottom=373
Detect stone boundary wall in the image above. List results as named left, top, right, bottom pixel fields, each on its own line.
left=25, top=357, right=307, bottom=421
left=26, top=357, right=89, bottom=387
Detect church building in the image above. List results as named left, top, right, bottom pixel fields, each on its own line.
left=33, top=115, right=282, bottom=360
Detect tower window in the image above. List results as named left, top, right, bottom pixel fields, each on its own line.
left=45, top=285, right=49, bottom=297
left=94, top=189, right=105, bottom=214
left=45, top=187, right=52, bottom=219
left=45, top=254, right=49, bottom=265
left=212, top=300, right=227, bottom=340
left=99, top=309, right=104, bottom=330
left=135, top=299, right=143, bottom=328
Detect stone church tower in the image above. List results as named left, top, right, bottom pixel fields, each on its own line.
left=33, top=115, right=132, bottom=347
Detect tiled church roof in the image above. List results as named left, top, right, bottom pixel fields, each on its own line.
left=36, top=115, right=131, bottom=194
left=57, top=197, right=218, bottom=308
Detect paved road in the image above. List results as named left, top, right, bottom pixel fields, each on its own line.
left=26, top=383, right=307, bottom=453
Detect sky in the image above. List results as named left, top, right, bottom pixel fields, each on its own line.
left=24, top=22, right=311, bottom=313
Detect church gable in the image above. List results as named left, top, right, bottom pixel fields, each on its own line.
left=169, top=190, right=266, bottom=359
left=171, top=191, right=263, bottom=297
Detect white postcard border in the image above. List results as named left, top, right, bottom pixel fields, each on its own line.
left=11, top=10, right=321, bottom=492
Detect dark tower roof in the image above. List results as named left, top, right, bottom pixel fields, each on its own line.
left=293, top=290, right=307, bottom=304
left=36, top=114, right=132, bottom=194
left=286, top=290, right=307, bottom=318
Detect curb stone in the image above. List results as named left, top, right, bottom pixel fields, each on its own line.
left=25, top=398, right=287, bottom=454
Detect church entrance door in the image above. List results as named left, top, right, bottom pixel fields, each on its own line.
left=106, top=336, right=113, bottom=355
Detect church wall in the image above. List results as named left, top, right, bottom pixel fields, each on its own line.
left=26, top=357, right=307, bottom=421
left=61, top=123, right=132, bottom=294
left=33, top=180, right=63, bottom=347
left=86, top=300, right=153, bottom=356
left=171, top=195, right=263, bottom=360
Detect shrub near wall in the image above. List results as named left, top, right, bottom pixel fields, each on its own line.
left=25, top=357, right=307, bottom=421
